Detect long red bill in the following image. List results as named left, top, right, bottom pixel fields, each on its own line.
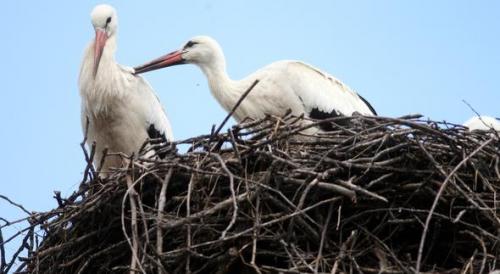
left=93, top=29, right=108, bottom=77
left=134, top=50, right=184, bottom=75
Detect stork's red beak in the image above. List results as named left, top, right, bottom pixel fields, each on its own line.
left=134, top=50, right=185, bottom=75
left=93, top=29, right=108, bottom=77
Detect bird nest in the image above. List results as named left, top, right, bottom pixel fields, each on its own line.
left=2, top=114, right=500, bottom=274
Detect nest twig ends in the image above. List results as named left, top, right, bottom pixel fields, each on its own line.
left=2, top=114, right=500, bottom=274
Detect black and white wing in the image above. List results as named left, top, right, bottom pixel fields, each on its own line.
left=133, top=74, right=174, bottom=158
left=286, top=61, right=376, bottom=117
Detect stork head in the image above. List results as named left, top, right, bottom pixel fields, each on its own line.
left=90, top=4, right=118, bottom=76
left=134, top=36, right=225, bottom=74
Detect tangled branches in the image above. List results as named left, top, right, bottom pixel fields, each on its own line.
left=2, top=114, right=500, bottom=273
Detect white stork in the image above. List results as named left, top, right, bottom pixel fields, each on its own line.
left=463, top=116, right=500, bottom=131
left=134, top=36, right=376, bottom=133
left=79, top=4, right=173, bottom=174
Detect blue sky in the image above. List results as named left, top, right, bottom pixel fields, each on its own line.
left=0, top=0, right=499, bottom=261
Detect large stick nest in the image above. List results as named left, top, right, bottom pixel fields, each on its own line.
left=3, top=114, right=500, bottom=273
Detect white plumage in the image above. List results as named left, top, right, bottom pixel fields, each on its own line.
left=134, top=36, right=376, bottom=132
left=79, top=5, right=173, bottom=173
left=463, top=116, right=500, bottom=131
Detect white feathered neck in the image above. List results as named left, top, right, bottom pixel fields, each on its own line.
left=79, top=36, right=131, bottom=116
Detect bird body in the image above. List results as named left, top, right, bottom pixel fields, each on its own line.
left=463, top=116, right=500, bottom=131
left=134, top=36, right=376, bottom=132
left=203, top=60, right=375, bottom=122
left=79, top=5, right=173, bottom=173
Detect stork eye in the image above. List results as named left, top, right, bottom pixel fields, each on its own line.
left=106, top=17, right=112, bottom=25
left=184, top=41, right=198, bottom=49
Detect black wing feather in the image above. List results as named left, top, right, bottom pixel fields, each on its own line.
left=309, top=108, right=344, bottom=131
left=358, top=94, right=377, bottom=116
left=147, top=124, right=168, bottom=159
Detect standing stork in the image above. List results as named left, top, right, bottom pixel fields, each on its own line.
left=79, top=4, right=173, bottom=174
left=134, top=36, right=376, bottom=133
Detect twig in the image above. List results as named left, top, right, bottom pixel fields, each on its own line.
left=123, top=173, right=146, bottom=274
left=461, top=230, right=486, bottom=274
left=210, top=79, right=259, bottom=142
left=314, top=202, right=334, bottom=273
left=185, top=172, right=196, bottom=274
left=212, top=153, right=238, bottom=239
left=250, top=193, right=262, bottom=274
left=156, top=168, right=173, bottom=274
left=0, top=227, right=5, bottom=273
left=0, top=195, right=31, bottom=215
left=415, top=138, right=493, bottom=272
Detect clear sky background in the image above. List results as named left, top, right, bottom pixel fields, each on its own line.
left=0, top=0, right=499, bottom=263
